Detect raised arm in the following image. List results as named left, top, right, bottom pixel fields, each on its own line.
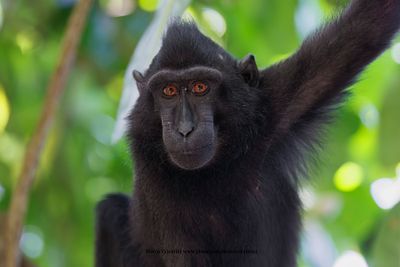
left=261, top=0, right=400, bottom=133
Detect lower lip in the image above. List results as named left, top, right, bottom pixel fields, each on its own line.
left=181, top=143, right=213, bottom=155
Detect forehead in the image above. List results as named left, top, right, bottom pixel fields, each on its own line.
left=147, top=66, right=222, bottom=88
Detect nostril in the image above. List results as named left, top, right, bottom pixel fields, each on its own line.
left=178, top=122, right=194, bottom=137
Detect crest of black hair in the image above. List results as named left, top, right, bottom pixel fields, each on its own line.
left=145, top=20, right=236, bottom=77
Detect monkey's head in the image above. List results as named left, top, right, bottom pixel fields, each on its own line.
left=129, top=21, right=263, bottom=171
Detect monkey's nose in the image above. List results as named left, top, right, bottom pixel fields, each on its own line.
left=178, top=121, right=194, bottom=137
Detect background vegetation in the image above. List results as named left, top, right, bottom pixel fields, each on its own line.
left=0, top=0, right=399, bottom=266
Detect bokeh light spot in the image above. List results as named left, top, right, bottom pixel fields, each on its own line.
left=201, top=8, right=226, bottom=37
left=0, top=85, right=10, bottom=134
left=295, top=0, right=322, bottom=39
left=138, top=0, right=159, bottom=12
left=182, top=6, right=197, bottom=21
left=16, top=32, right=34, bottom=54
left=299, top=187, right=316, bottom=211
left=100, top=0, right=135, bottom=17
left=359, top=104, right=379, bottom=129
left=333, top=251, right=368, bottom=267
left=0, top=132, right=23, bottom=166
left=90, top=115, right=115, bottom=145
left=20, top=226, right=44, bottom=259
left=391, top=42, right=400, bottom=64
left=86, top=143, right=113, bottom=172
left=334, top=162, right=364, bottom=192
left=370, top=177, right=400, bottom=210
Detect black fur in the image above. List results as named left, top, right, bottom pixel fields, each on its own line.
left=95, top=1, right=400, bottom=266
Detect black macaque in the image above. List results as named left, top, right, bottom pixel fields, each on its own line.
left=95, top=1, right=400, bottom=266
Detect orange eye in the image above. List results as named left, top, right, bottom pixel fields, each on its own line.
left=192, top=82, right=208, bottom=95
left=163, top=85, right=178, bottom=97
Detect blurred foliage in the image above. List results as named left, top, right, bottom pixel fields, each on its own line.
left=372, top=203, right=400, bottom=267
left=0, top=0, right=399, bottom=266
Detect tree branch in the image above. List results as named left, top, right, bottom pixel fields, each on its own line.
left=2, top=0, right=93, bottom=266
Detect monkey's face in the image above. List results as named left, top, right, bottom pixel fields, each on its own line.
left=135, top=67, right=223, bottom=170
left=132, top=53, right=259, bottom=171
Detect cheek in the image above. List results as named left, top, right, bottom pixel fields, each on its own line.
left=159, top=108, right=178, bottom=145
left=159, top=106, right=175, bottom=124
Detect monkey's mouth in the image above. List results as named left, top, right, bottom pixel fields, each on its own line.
left=171, top=143, right=213, bottom=155
left=168, top=142, right=216, bottom=170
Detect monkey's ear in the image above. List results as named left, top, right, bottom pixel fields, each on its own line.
left=238, top=54, right=259, bottom=87
left=132, top=70, right=146, bottom=95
